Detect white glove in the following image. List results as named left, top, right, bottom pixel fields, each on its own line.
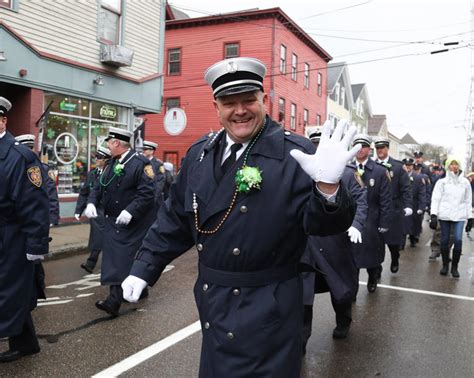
left=416, top=209, right=423, bottom=215
left=74, top=213, right=81, bottom=221
left=378, top=227, right=389, bottom=233
left=347, top=226, right=362, bottom=243
left=290, top=119, right=361, bottom=184
left=116, top=210, right=132, bottom=225
left=404, top=207, right=413, bottom=216
left=84, top=203, right=98, bottom=218
left=122, top=275, right=148, bottom=303
left=27, top=254, right=44, bottom=261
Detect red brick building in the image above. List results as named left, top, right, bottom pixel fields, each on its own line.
left=148, top=7, right=331, bottom=169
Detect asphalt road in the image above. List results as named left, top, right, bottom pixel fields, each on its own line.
left=1, top=225, right=473, bottom=377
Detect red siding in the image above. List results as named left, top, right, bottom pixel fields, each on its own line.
left=148, top=16, right=328, bottom=168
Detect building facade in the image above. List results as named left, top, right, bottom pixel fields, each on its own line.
left=327, top=62, right=353, bottom=129
left=0, top=0, right=165, bottom=220
left=148, top=7, right=331, bottom=168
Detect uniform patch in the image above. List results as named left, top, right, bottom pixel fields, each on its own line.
left=27, top=166, right=42, bottom=187
left=48, top=170, right=56, bottom=181
left=159, top=165, right=166, bottom=174
left=369, top=178, right=375, bottom=187
left=144, top=165, right=155, bottom=179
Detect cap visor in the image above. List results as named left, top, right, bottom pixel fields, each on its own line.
left=215, top=84, right=261, bottom=98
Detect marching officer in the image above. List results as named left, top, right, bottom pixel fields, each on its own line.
left=351, top=135, right=392, bottom=293
left=75, top=146, right=111, bottom=273
left=301, top=160, right=367, bottom=346
left=414, top=162, right=431, bottom=212
left=120, top=57, right=360, bottom=377
left=0, top=97, right=50, bottom=362
left=85, top=127, right=155, bottom=317
left=373, top=137, right=412, bottom=273
left=141, top=140, right=166, bottom=209
left=402, top=158, right=426, bottom=248
left=414, top=151, right=432, bottom=180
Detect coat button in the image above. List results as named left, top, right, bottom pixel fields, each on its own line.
left=115, top=200, right=119, bottom=204
left=116, top=230, right=120, bottom=233
left=204, top=322, right=210, bottom=329
left=203, top=283, right=208, bottom=291
left=232, top=248, right=240, bottom=256
left=284, top=131, right=291, bottom=136
left=232, top=289, right=240, bottom=296
left=227, top=332, right=234, bottom=339
left=240, top=206, right=248, bottom=213
left=197, top=243, right=203, bottom=252
left=105, top=215, right=109, bottom=218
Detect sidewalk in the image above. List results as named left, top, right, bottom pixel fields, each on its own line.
left=47, top=222, right=90, bottom=259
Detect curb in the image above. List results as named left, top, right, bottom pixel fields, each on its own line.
left=46, top=244, right=89, bottom=261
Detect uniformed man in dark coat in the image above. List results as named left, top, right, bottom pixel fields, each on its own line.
left=85, top=127, right=155, bottom=317
left=301, top=156, right=367, bottom=345
left=351, top=135, right=392, bottom=293
left=121, top=57, right=360, bottom=378
left=75, top=146, right=111, bottom=273
left=402, top=158, right=427, bottom=248
left=414, top=151, right=432, bottom=181
left=141, top=140, right=165, bottom=209
left=0, top=97, right=50, bottom=363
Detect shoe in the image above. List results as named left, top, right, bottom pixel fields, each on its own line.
left=376, top=266, right=383, bottom=282
left=0, top=348, right=40, bottom=363
left=390, top=260, right=399, bottom=273
left=139, top=288, right=149, bottom=300
left=332, top=325, right=350, bottom=339
left=95, top=300, right=119, bottom=317
left=429, top=251, right=440, bottom=260
left=80, top=263, right=94, bottom=274
left=451, top=265, right=460, bottom=278
left=367, top=281, right=377, bottom=293
left=439, top=264, right=449, bottom=276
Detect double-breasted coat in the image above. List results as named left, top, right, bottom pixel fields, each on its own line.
left=351, top=159, right=392, bottom=268
left=403, top=172, right=427, bottom=237
left=0, top=132, right=50, bottom=337
left=300, top=165, right=367, bottom=306
left=129, top=117, right=355, bottom=378
left=377, top=157, right=412, bottom=246
left=88, top=150, right=155, bottom=285
left=148, top=157, right=166, bottom=209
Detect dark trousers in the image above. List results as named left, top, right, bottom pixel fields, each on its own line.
left=84, top=249, right=101, bottom=269
left=106, top=285, right=123, bottom=310
left=8, top=312, right=39, bottom=353
left=388, top=244, right=400, bottom=262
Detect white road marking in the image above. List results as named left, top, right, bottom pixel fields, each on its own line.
left=37, top=293, right=95, bottom=306
left=92, top=320, right=201, bottom=377
left=38, top=300, right=73, bottom=306
left=359, top=281, right=474, bottom=301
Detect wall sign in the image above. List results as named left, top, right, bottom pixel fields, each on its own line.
left=99, top=104, right=117, bottom=119
left=164, top=107, right=187, bottom=136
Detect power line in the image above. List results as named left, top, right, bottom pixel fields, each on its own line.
left=297, top=0, right=374, bottom=20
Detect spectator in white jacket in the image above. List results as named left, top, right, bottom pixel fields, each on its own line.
left=429, top=157, right=472, bottom=278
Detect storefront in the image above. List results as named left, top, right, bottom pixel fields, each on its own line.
left=43, top=93, right=130, bottom=197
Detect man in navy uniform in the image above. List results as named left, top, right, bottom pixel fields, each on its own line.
left=84, top=127, right=155, bottom=317
left=75, top=146, right=111, bottom=273
left=301, top=137, right=368, bottom=345
left=351, top=135, right=392, bottom=293
left=141, top=140, right=166, bottom=209
left=121, top=57, right=360, bottom=377
left=414, top=151, right=432, bottom=180
left=0, top=97, right=50, bottom=362
left=374, top=137, right=412, bottom=274
left=402, top=158, right=426, bottom=248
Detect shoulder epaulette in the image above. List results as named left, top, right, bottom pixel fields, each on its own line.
left=346, top=164, right=356, bottom=170
left=283, top=130, right=314, bottom=154
left=136, top=154, right=151, bottom=165
left=11, top=142, right=38, bottom=164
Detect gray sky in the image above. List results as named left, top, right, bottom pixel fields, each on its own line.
left=169, top=0, right=472, bottom=158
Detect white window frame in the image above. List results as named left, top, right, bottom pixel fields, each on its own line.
left=168, top=48, right=181, bottom=75
left=97, top=0, right=122, bottom=45
left=334, top=83, right=340, bottom=104
left=304, top=63, right=309, bottom=88
left=340, top=87, right=345, bottom=107
left=291, top=53, right=297, bottom=81
left=317, top=73, right=322, bottom=96
left=290, top=103, right=297, bottom=130
left=280, top=45, right=287, bottom=74
left=224, top=42, right=239, bottom=58
left=0, top=0, right=12, bottom=9
left=303, top=109, right=309, bottom=127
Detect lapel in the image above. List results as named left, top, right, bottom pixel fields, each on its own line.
left=193, top=118, right=285, bottom=225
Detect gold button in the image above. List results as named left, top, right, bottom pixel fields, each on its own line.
left=232, top=248, right=240, bottom=256
left=227, top=332, right=234, bottom=339
left=203, top=283, right=209, bottom=291
left=204, top=322, right=210, bottom=329
left=232, top=289, right=240, bottom=296
left=197, top=243, right=203, bottom=252
left=240, top=206, right=248, bottom=213
left=284, top=131, right=291, bottom=136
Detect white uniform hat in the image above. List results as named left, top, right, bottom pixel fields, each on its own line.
left=105, top=126, right=134, bottom=143
left=0, top=96, right=12, bottom=116
left=143, top=140, right=158, bottom=150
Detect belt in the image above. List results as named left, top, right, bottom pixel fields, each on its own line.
left=198, top=262, right=298, bottom=287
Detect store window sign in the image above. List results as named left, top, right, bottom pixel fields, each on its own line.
left=54, top=132, right=79, bottom=165
left=59, top=100, right=77, bottom=112
left=100, top=105, right=117, bottom=119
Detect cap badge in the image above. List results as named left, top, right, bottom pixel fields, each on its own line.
left=369, top=178, right=375, bottom=187
left=226, top=61, right=238, bottom=73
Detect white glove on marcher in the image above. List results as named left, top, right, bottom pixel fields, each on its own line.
left=84, top=203, right=98, bottom=218
left=378, top=227, right=389, bottom=233
left=347, top=226, right=362, bottom=243
left=290, top=119, right=361, bottom=184
left=404, top=207, right=413, bottom=217
left=122, top=275, right=148, bottom=303
left=116, top=210, right=132, bottom=225
left=416, top=209, right=423, bottom=215
left=74, top=213, right=81, bottom=221
left=27, top=254, right=44, bottom=261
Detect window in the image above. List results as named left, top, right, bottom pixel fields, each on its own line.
left=316, top=114, right=321, bottom=126
left=303, top=109, right=309, bottom=127
left=224, top=43, right=239, bottom=58
left=97, top=0, right=122, bottom=44
left=358, top=99, right=364, bottom=117
left=340, top=87, right=345, bottom=107
left=168, top=48, right=181, bottom=75
left=334, top=83, right=340, bottom=104
left=278, top=98, right=286, bottom=125
left=291, top=54, right=297, bottom=81
left=317, top=73, right=322, bottom=96
left=0, top=0, right=12, bottom=9
left=290, top=103, right=297, bottom=131
left=280, top=45, right=287, bottom=74
left=166, top=98, right=180, bottom=111
left=304, top=63, right=309, bottom=88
